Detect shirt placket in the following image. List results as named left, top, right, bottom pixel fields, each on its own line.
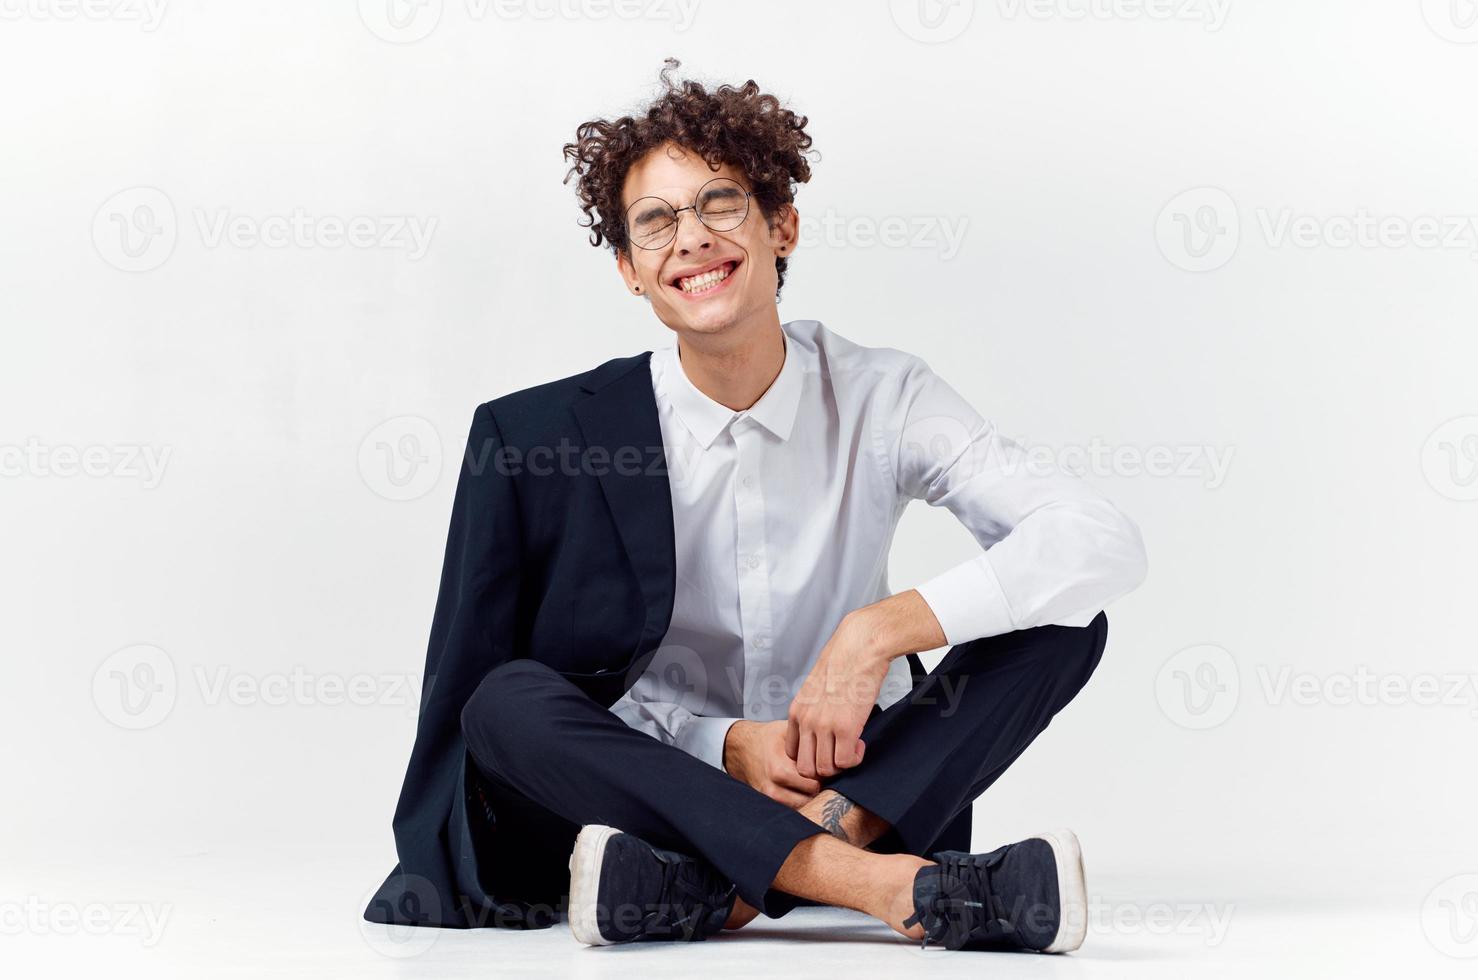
left=731, top=416, right=776, bottom=718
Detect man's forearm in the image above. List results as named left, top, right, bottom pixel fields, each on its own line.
left=844, top=589, right=948, bottom=664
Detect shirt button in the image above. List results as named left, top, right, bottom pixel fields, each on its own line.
left=742, top=476, right=754, bottom=489
left=747, top=555, right=760, bottom=570
left=755, top=636, right=771, bottom=649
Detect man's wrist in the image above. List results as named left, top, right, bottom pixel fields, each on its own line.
left=722, top=719, right=757, bottom=773
left=845, top=589, right=948, bottom=663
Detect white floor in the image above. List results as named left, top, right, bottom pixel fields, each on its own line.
left=6, top=848, right=1473, bottom=979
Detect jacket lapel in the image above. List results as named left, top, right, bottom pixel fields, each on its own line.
left=570, top=354, right=676, bottom=659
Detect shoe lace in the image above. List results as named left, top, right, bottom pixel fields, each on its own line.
left=637, top=852, right=737, bottom=940
left=902, top=850, right=1010, bottom=950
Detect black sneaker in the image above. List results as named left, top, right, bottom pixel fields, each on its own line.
left=567, top=825, right=738, bottom=945
left=903, top=828, right=1087, bottom=953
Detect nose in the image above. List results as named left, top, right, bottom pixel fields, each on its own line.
left=672, top=208, right=715, bottom=256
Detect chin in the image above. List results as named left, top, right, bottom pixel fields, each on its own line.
left=667, top=301, right=743, bottom=336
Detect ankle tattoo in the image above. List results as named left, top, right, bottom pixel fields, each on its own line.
left=819, top=792, right=856, bottom=843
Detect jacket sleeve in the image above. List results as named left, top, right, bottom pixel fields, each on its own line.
left=368, top=402, right=525, bottom=928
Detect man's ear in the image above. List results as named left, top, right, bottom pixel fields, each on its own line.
left=615, top=249, right=645, bottom=295
left=770, top=203, right=800, bottom=255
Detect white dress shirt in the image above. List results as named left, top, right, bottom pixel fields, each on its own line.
left=610, top=319, right=1147, bottom=770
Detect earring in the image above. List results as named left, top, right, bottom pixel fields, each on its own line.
left=634, top=285, right=642, bottom=293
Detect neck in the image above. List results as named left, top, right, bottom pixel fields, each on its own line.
left=673, top=316, right=786, bottom=411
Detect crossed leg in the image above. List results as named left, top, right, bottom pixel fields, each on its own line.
left=459, top=613, right=1107, bottom=936
left=722, top=612, right=1109, bottom=931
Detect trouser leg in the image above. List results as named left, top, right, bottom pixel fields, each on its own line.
left=826, top=612, right=1109, bottom=860
left=459, top=659, right=824, bottom=917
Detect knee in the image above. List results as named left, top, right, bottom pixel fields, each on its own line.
left=1050, top=611, right=1108, bottom=693
left=460, top=659, right=562, bottom=756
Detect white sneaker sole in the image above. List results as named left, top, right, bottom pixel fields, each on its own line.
left=568, top=824, right=620, bottom=946
left=1034, top=828, right=1087, bottom=954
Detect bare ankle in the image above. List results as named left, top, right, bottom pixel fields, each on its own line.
left=869, top=854, right=933, bottom=938
left=723, top=897, right=760, bottom=930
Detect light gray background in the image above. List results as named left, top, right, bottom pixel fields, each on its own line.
left=3, top=0, right=1476, bottom=976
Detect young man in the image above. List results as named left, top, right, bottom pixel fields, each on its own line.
left=365, top=61, right=1147, bottom=953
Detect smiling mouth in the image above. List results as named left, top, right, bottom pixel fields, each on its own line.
left=670, top=259, right=739, bottom=297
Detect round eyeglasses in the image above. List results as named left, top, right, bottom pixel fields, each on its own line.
left=624, top=177, right=753, bottom=250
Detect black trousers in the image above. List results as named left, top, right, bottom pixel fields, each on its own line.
left=459, top=612, right=1108, bottom=918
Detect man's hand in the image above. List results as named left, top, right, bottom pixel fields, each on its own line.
left=723, top=719, right=822, bottom=808
left=785, top=594, right=948, bottom=779
left=784, top=613, right=893, bottom=779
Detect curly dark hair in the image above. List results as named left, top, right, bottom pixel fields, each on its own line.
left=562, top=58, right=817, bottom=298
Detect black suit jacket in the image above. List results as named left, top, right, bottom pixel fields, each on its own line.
left=363, top=350, right=968, bottom=929
left=364, top=351, right=676, bottom=929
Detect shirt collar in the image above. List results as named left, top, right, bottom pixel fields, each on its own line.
left=659, top=328, right=803, bottom=450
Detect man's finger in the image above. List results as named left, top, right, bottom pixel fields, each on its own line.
left=784, top=718, right=800, bottom=761
left=774, top=765, right=822, bottom=796
left=815, top=730, right=837, bottom=778
left=834, top=734, right=862, bottom=769
left=796, top=729, right=817, bottom=778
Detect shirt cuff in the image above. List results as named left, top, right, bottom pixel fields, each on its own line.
left=914, top=555, right=1015, bottom=647
left=675, top=715, right=743, bottom=771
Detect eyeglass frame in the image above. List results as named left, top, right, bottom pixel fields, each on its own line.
left=623, top=176, right=755, bottom=251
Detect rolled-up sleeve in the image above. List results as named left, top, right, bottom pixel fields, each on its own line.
left=886, top=356, right=1148, bottom=646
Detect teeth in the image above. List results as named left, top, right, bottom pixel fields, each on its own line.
left=678, top=262, right=732, bottom=293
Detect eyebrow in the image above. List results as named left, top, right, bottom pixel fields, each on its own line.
left=698, top=185, right=743, bottom=205
left=629, top=202, right=672, bottom=224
